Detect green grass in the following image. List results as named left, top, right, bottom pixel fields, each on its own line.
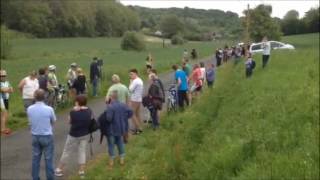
left=1, top=36, right=232, bottom=130
left=69, top=33, right=319, bottom=180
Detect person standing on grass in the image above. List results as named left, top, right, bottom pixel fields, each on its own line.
left=106, top=74, right=129, bottom=105
left=261, top=36, right=271, bottom=68
left=19, top=70, right=39, bottom=111
left=172, top=64, right=189, bottom=109
left=147, top=73, right=165, bottom=130
left=90, top=57, right=100, bottom=97
left=128, top=69, right=144, bottom=135
left=206, top=64, right=215, bottom=88
left=27, top=89, right=56, bottom=180
left=245, top=53, right=255, bottom=78
left=0, top=70, right=13, bottom=135
left=55, top=95, right=93, bottom=178
left=72, top=68, right=87, bottom=95
left=104, top=91, right=133, bottom=168
left=145, top=53, right=153, bottom=74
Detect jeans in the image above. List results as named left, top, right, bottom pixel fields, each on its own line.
left=106, top=135, right=125, bottom=159
left=91, top=77, right=98, bottom=96
left=207, top=80, right=214, bottom=88
left=32, top=135, right=54, bottom=180
left=149, top=107, right=159, bottom=128
left=177, top=90, right=189, bottom=108
left=262, top=55, right=270, bottom=68
left=246, top=68, right=253, bottom=78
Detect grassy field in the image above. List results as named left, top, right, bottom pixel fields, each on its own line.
left=69, top=33, right=319, bottom=180
left=1, top=36, right=233, bottom=130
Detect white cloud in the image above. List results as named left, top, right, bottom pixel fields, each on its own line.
left=120, top=0, right=319, bottom=18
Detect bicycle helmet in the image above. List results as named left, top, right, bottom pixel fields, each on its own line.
left=48, top=65, right=56, bottom=71
left=70, top=63, right=77, bottom=67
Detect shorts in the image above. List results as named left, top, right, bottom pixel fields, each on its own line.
left=0, top=99, right=9, bottom=111
left=146, top=65, right=152, bottom=69
left=190, top=84, right=202, bottom=92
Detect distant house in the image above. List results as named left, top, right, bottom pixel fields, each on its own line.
left=154, top=30, right=162, bottom=36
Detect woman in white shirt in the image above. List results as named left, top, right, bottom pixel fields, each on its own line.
left=18, top=71, right=39, bottom=111
left=128, top=69, right=144, bottom=135
left=261, top=36, right=271, bottom=68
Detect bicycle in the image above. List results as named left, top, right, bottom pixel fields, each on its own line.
left=48, top=84, right=68, bottom=110
left=166, top=84, right=178, bottom=114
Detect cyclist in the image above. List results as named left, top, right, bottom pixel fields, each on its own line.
left=47, top=65, right=59, bottom=107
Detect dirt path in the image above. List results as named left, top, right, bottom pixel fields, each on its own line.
left=0, top=56, right=215, bottom=180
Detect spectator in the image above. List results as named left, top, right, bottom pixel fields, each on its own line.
left=55, top=95, right=92, bottom=178
left=27, top=89, right=56, bottom=180
left=38, top=67, right=49, bottom=104
left=200, top=62, right=206, bottom=83
left=145, top=53, right=153, bottom=74
left=147, top=73, right=165, bottom=130
left=104, top=91, right=133, bottom=168
left=172, top=64, right=189, bottom=109
left=72, top=68, right=87, bottom=95
left=0, top=70, right=13, bottom=135
left=261, top=36, right=271, bottom=68
left=190, top=64, right=203, bottom=97
left=128, top=69, right=144, bottom=135
left=182, top=58, right=192, bottom=77
left=206, top=64, right=215, bottom=88
left=90, top=57, right=100, bottom=97
left=106, top=74, right=129, bottom=104
left=245, top=53, right=255, bottom=78
left=215, top=49, right=222, bottom=67
left=191, top=48, right=198, bottom=59
left=183, top=49, right=189, bottom=60
left=18, top=70, right=39, bottom=111
left=47, top=65, right=59, bottom=107
left=66, top=63, right=78, bottom=98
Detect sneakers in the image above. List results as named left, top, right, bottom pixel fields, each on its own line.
left=78, top=170, right=85, bottom=179
left=54, top=168, right=63, bottom=177
left=132, top=129, right=143, bottom=135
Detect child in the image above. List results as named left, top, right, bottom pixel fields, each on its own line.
left=245, top=53, right=255, bottom=78
left=206, top=64, right=215, bottom=88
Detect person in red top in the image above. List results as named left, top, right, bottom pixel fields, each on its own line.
left=190, top=64, right=202, bottom=97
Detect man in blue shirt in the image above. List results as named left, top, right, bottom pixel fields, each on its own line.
left=27, top=89, right=56, bottom=180
left=172, top=64, right=189, bottom=109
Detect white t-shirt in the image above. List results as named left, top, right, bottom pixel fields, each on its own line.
left=0, top=81, right=11, bottom=99
left=262, top=41, right=271, bottom=55
left=200, top=67, right=206, bottom=80
left=129, top=77, right=144, bottom=102
left=23, top=77, right=39, bottom=99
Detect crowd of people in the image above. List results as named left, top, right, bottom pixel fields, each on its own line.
left=0, top=36, right=272, bottom=179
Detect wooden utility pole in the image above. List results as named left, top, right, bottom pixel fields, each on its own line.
left=246, top=4, right=250, bottom=44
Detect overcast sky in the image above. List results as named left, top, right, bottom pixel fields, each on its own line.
left=120, top=0, right=319, bottom=18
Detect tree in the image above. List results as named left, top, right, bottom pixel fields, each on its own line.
left=160, top=14, right=184, bottom=38
left=302, top=7, right=319, bottom=33
left=281, top=10, right=302, bottom=35
left=243, top=4, right=282, bottom=42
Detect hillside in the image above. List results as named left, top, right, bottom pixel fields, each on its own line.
left=130, top=6, right=242, bottom=39
left=71, top=33, right=319, bottom=180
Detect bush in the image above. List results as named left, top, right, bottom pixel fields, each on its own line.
left=171, top=35, right=185, bottom=45
left=121, top=31, right=146, bottom=51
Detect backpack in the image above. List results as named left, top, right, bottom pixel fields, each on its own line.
left=251, top=60, right=256, bottom=69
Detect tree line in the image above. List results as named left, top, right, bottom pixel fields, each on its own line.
left=1, top=0, right=140, bottom=38
left=0, top=1, right=319, bottom=40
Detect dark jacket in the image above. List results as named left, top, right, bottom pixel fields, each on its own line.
left=90, top=61, right=100, bottom=81
left=148, top=79, right=165, bottom=109
left=100, top=101, right=133, bottom=136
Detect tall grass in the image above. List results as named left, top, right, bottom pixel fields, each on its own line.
left=70, top=33, right=319, bottom=180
